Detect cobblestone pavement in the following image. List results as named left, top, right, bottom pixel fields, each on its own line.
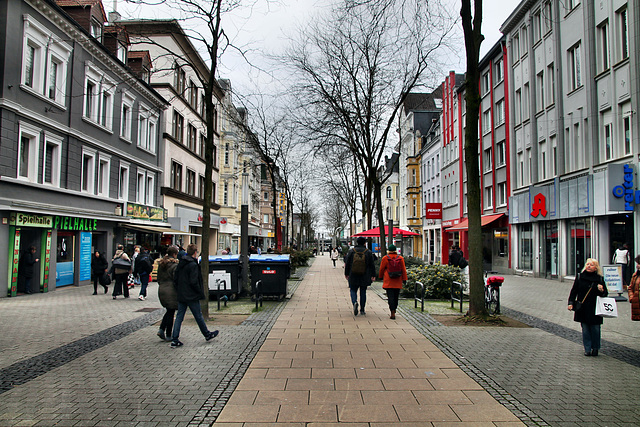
left=1, top=259, right=640, bottom=426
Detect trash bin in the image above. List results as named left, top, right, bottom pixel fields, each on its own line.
left=249, top=254, right=291, bottom=301
left=208, top=255, right=242, bottom=300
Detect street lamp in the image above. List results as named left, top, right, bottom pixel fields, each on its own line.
left=241, top=172, right=249, bottom=292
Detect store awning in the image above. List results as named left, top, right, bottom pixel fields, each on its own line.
left=122, top=224, right=201, bottom=236
left=446, top=213, right=505, bottom=232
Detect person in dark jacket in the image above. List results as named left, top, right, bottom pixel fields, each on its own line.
left=344, top=236, right=376, bottom=316
left=111, top=245, right=131, bottom=299
left=170, top=244, right=219, bottom=348
left=18, top=246, right=39, bottom=294
left=568, top=258, right=609, bottom=356
left=448, top=245, right=462, bottom=267
left=134, top=248, right=153, bottom=301
left=156, top=246, right=180, bottom=341
left=91, top=251, right=109, bottom=295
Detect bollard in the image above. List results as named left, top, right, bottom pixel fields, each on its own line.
left=414, top=281, right=425, bottom=312
left=451, top=281, right=463, bottom=313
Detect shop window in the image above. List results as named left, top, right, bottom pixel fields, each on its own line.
left=568, top=218, right=591, bottom=275
left=519, top=224, right=533, bottom=270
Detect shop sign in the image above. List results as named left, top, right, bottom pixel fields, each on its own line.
left=10, top=213, right=52, bottom=228
left=611, top=164, right=640, bottom=211
left=531, top=193, right=548, bottom=217
left=424, top=203, right=442, bottom=219
left=126, top=202, right=166, bottom=222
left=54, top=216, right=98, bottom=231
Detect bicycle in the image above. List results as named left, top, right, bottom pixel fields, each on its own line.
left=484, top=271, right=504, bottom=315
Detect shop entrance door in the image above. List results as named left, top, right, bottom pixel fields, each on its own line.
left=609, top=214, right=634, bottom=284
left=541, top=222, right=558, bottom=279
left=18, top=228, right=42, bottom=294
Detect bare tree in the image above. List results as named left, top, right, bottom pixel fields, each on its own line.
left=283, top=0, right=456, bottom=256
left=461, top=0, right=485, bottom=315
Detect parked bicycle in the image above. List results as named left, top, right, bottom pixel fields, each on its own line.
left=484, top=271, right=504, bottom=315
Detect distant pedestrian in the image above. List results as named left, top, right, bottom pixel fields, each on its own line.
left=379, top=244, right=407, bottom=320
left=134, top=248, right=153, bottom=301
left=111, top=244, right=131, bottom=300
left=567, top=258, right=608, bottom=356
left=448, top=245, right=461, bottom=268
left=330, top=247, right=339, bottom=268
left=170, top=244, right=219, bottom=348
left=613, top=243, right=631, bottom=287
left=156, top=246, right=180, bottom=341
left=627, top=255, right=640, bottom=321
left=91, top=251, right=109, bottom=295
left=344, top=236, right=376, bottom=316
left=18, top=246, right=39, bottom=294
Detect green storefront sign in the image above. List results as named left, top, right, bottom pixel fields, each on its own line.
left=54, top=216, right=98, bottom=231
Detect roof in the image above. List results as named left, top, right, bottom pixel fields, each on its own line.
left=55, top=0, right=106, bottom=21
left=403, top=86, right=443, bottom=111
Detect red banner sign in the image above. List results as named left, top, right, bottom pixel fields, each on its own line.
left=262, top=270, right=276, bottom=275
left=424, top=203, right=442, bottom=219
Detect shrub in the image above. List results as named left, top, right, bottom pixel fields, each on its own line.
left=280, top=247, right=313, bottom=269
left=402, top=263, right=466, bottom=299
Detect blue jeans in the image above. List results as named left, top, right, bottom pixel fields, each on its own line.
left=350, top=285, right=367, bottom=310
left=581, top=323, right=601, bottom=353
left=172, top=300, right=210, bottom=342
left=138, top=273, right=149, bottom=297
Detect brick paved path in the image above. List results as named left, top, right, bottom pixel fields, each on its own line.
left=214, top=255, right=523, bottom=425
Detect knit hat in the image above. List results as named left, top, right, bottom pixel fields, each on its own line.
left=388, top=244, right=397, bottom=252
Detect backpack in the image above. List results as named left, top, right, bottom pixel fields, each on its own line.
left=351, top=249, right=367, bottom=275
left=135, top=254, right=152, bottom=275
left=458, top=257, right=468, bottom=269
left=386, top=255, right=403, bottom=278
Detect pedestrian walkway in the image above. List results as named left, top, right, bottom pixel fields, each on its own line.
left=214, top=255, right=523, bottom=425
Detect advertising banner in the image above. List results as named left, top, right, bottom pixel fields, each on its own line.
left=603, top=265, right=623, bottom=294
left=8, top=227, right=20, bottom=297
left=79, top=232, right=92, bottom=281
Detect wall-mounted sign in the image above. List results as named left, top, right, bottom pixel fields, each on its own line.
left=54, top=216, right=98, bottom=231
left=424, top=203, right=442, bottom=219
left=126, top=202, right=166, bottom=222
left=611, top=164, right=640, bottom=211
left=10, top=213, right=52, bottom=228
left=531, top=193, right=548, bottom=217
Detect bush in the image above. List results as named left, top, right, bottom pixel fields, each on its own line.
left=402, top=263, right=466, bottom=299
left=280, top=247, right=313, bottom=269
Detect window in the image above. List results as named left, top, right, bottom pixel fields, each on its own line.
left=170, top=161, right=182, bottom=192
left=566, top=0, right=580, bottom=12
left=569, top=43, right=582, bottom=91
left=515, top=89, right=522, bottom=124
left=90, top=18, right=102, bottom=41
left=120, top=96, right=134, bottom=141
left=224, top=143, right=230, bottom=165
left=200, top=134, right=206, bottom=157
left=523, top=83, right=530, bottom=120
left=617, top=6, right=629, bottom=62
left=536, top=71, right=544, bottom=112
left=543, top=1, right=553, bottom=34
left=624, top=114, right=632, bottom=156
left=189, top=80, right=198, bottom=109
left=83, top=64, right=115, bottom=129
left=116, top=41, right=127, bottom=63
left=482, top=109, right=491, bottom=132
left=539, top=140, right=547, bottom=179
left=496, top=141, right=506, bottom=166
left=386, top=186, right=392, bottom=199
left=175, top=64, right=186, bottom=96
left=551, top=136, right=557, bottom=176
left=482, top=72, right=490, bottom=95
left=518, top=153, right=524, bottom=186
left=497, top=182, right=507, bottom=206
left=118, top=163, right=129, bottom=201
left=187, top=123, right=197, bottom=152
left=97, top=156, right=110, bottom=197
left=604, top=122, right=612, bottom=160
left=264, top=191, right=269, bottom=201
left=223, top=182, right=229, bottom=205
left=136, top=171, right=145, bottom=204
left=138, top=113, right=148, bottom=150
left=483, top=148, right=492, bottom=172
left=263, top=214, right=269, bottom=224
left=546, top=64, right=555, bottom=105
left=520, top=26, right=528, bottom=57
left=495, top=99, right=505, bottom=125
left=597, top=21, right=610, bottom=72
left=527, top=148, right=532, bottom=183
left=173, top=110, right=184, bottom=143
left=85, top=80, right=96, bottom=118
left=186, top=169, right=196, bottom=196
left=22, top=16, right=71, bottom=104
left=533, top=9, right=542, bottom=43
left=494, top=59, right=503, bottom=84
left=145, top=175, right=154, bottom=205
left=512, top=32, right=520, bottom=60
left=17, top=123, right=40, bottom=182
left=485, top=186, right=493, bottom=209
left=81, top=150, right=96, bottom=194
left=199, top=175, right=205, bottom=199
left=42, top=135, right=61, bottom=187
left=100, top=89, right=112, bottom=128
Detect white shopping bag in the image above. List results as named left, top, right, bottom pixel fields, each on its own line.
left=595, top=296, right=618, bottom=318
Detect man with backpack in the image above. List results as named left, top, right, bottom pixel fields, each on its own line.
left=344, top=236, right=376, bottom=316
left=379, top=244, right=408, bottom=320
left=134, top=248, right=153, bottom=301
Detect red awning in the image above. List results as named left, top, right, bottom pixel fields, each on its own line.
left=446, top=213, right=505, bottom=232
left=352, top=226, right=420, bottom=237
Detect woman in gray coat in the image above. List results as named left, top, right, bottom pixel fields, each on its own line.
left=156, top=246, right=179, bottom=341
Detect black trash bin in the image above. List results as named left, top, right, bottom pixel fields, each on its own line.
left=249, top=254, right=291, bottom=301
left=207, top=255, right=242, bottom=300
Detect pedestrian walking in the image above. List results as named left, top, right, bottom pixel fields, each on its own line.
left=91, top=251, right=109, bottom=295
left=111, top=244, right=131, bottom=299
left=170, top=244, right=219, bottom=348
left=627, top=255, right=640, bottom=321
left=134, top=248, right=153, bottom=300
left=567, top=258, right=609, bottom=356
left=344, top=236, right=376, bottom=316
left=330, top=247, right=339, bottom=268
left=157, top=246, right=180, bottom=341
left=448, top=245, right=461, bottom=267
left=378, top=244, right=408, bottom=320
left=613, top=243, right=631, bottom=287
left=18, top=246, right=39, bottom=294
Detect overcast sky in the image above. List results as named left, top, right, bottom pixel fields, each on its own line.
left=117, top=0, right=516, bottom=94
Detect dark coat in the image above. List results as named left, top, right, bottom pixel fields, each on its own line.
left=448, top=249, right=461, bottom=268
left=157, top=255, right=179, bottom=309
left=344, top=245, right=376, bottom=289
left=568, top=270, right=608, bottom=325
left=91, top=254, right=109, bottom=277
left=18, top=251, right=37, bottom=278
left=628, top=269, right=640, bottom=321
left=174, top=255, right=205, bottom=303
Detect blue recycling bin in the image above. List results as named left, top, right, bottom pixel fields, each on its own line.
left=248, top=254, right=291, bottom=300
left=207, top=255, right=242, bottom=300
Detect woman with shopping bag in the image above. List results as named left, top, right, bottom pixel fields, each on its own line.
left=567, top=258, right=608, bottom=356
